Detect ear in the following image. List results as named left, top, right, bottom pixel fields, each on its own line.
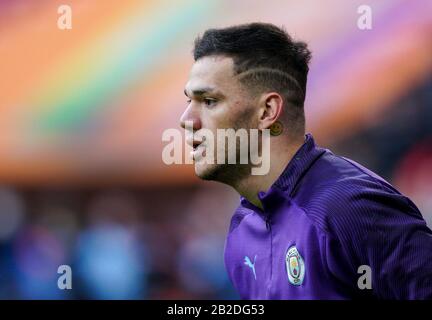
left=257, top=92, right=284, bottom=130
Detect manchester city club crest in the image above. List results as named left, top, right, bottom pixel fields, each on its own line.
left=285, top=246, right=305, bottom=286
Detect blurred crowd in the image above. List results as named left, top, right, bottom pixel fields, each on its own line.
left=0, top=184, right=240, bottom=299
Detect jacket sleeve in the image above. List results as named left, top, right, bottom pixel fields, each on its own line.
left=325, top=181, right=432, bottom=299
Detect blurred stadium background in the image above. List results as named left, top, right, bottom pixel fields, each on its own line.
left=0, top=0, right=431, bottom=299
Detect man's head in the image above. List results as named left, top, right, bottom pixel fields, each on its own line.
left=180, top=22, right=311, bottom=183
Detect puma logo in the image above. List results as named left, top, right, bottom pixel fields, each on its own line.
left=244, top=255, right=257, bottom=280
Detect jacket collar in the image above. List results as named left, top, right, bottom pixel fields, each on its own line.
left=240, top=133, right=326, bottom=214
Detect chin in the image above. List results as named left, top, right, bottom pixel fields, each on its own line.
left=194, top=162, right=220, bottom=181
left=194, top=162, right=247, bottom=186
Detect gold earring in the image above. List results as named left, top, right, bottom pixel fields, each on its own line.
left=270, top=121, right=283, bottom=136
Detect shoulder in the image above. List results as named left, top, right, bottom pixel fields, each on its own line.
left=293, top=151, right=424, bottom=236
left=228, top=205, right=253, bottom=233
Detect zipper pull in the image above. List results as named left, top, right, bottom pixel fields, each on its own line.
left=265, top=216, right=271, bottom=231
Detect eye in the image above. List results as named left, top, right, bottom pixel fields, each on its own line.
left=203, top=98, right=217, bottom=107
left=186, top=99, right=191, bottom=104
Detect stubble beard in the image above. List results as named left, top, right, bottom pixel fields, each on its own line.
left=195, top=125, right=257, bottom=187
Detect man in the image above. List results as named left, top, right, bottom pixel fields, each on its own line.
left=179, top=23, right=432, bottom=299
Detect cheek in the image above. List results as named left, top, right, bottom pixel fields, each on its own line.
left=201, top=101, right=256, bottom=130
left=201, top=103, right=233, bottom=129
left=231, top=101, right=258, bottom=128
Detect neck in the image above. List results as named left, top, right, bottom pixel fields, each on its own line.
left=233, top=135, right=305, bottom=210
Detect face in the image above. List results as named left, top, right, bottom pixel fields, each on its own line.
left=180, top=55, right=258, bottom=182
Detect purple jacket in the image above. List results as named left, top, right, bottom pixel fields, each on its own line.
left=224, top=134, right=432, bottom=299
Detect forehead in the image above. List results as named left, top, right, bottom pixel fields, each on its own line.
left=186, top=55, right=237, bottom=93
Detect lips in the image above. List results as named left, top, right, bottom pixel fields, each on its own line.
left=185, top=138, right=202, bottom=150
left=186, top=134, right=205, bottom=149
left=186, top=133, right=206, bottom=160
left=192, top=140, right=202, bottom=151
left=192, top=144, right=207, bottom=161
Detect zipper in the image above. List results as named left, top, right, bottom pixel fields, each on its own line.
left=265, top=213, right=273, bottom=299
left=265, top=215, right=271, bottom=231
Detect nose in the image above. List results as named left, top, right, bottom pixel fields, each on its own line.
left=180, top=103, right=201, bottom=131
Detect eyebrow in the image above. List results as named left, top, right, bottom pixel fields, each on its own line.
left=184, top=87, right=221, bottom=97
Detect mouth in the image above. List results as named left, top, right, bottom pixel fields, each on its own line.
left=190, top=141, right=207, bottom=161
left=192, top=140, right=201, bottom=151
left=186, top=135, right=204, bottom=151
left=186, top=133, right=206, bottom=160
left=192, top=142, right=206, bottom=158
